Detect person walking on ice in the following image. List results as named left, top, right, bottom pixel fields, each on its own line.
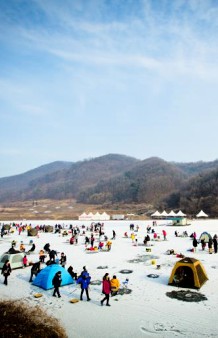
left=52, top=271, right=62, bottom=298
left=77, top=266, right=91, bottom=301
left=2, top=260, right=11, bottom=285
left=101, top=273, right=111, bottom=306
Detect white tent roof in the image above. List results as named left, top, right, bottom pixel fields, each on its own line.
left=94, top=212, right=101, bottom=217
left=80, top=212, right=87, bottom=217
left=196, top=210, right=208, bottom=218
left=151, top=210, right=161, bottom=217
left=168, top=210, right=177, bottom=217
left=102, top=212, right=109, bottom=216
left=160, top=210, right=168, bottom=216
left=176, top=210, right=186, bottom=217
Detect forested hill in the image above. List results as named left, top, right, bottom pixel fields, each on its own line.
left=0, top=154, right=218, bottom=216
left=162, top=168, right=218, bottom=216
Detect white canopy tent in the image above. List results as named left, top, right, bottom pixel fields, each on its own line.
left=78, top=212, right=110, bottom=221
left=101, top=212, right=110, bottom=220
left=160, top=210, right=168, bottom=217
left=168, top=210, right=177, bottom=217
left=176, top=210, right=186, bottom=217
left=196, top=210, right=208, bottom=218
left=151, top=211, right=161, bottom=217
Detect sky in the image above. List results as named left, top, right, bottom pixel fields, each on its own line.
left=0, top=0, right=218, bottom=178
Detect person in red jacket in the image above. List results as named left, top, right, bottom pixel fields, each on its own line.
left=162, top=230, right=167, bottom=241
left=23, top=255, right=28, bottom=268
left=101, top=273, right=111, bottom=306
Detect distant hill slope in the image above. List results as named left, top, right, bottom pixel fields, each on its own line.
left=0, top=154, right=218, bottom=216
left=0, top=161, right=73, bottom=202
left=77, top=157, right=187, bottom=204
left=0, top=154, right=139, bottom=202
left=173, top=160, right=218, bottom=176
left=161, top=168, right=218, bottom=216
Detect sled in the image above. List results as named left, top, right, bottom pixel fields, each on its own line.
left=70, top=298, right=79, bottom=303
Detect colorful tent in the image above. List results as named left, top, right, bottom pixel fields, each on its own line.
left=168, top=257, right=208, bottom=289
left=32, top=264, right=75, bottom=290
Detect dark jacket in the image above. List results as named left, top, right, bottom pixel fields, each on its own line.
left=44, top=243, right=50, bottom=252
left=49, top=250, right=57, bottom=260
left=52, top=272, right=62, bottom=287
left=60, top=255, right=66, bottom=265
left=193, top=238, right=198, bottom=248
left=29, top=244, right=36, bottom=252
left=2, top=263, right=11, bottom=276
left=67, top=266, right=77, bottom=279
left=31, top=262, right=41, bottom=275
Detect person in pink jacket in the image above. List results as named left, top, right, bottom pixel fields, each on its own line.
left=162, top=230, right=167, bottom=241
left=101, top=273, right=111, bottom=306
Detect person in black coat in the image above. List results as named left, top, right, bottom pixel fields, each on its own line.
left=208, top=238, right=213, bottom=254
left=29, top=262, right=41, bottom=282
left=44, top=243, right=51, bottom=253
left=213, top=235, right=217, bottom=254
left=67, top=266, right=77, bottom=280
left=52, top=271, right=62, bottom=297
left=27, top=243, right=36, bottom=253
left=193, top=237, right=198, bottom=252
left=60, top=252, right=67, bottom=268
left=49, top=250, right=57, bottom=261
left=2, top=260, right=12, bottom=285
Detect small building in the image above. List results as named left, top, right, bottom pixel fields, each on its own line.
left=111, top=214, right=125, bottom=220
left=170, top=216, right=189, bottom=226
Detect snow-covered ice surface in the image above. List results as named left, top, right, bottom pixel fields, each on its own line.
left=0, top=219, right=218, bottom=338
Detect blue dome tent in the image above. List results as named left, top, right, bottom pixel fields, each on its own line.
left=32, top=264, right=75, bottom=290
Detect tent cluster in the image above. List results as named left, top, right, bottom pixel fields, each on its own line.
left=151, top=210, right=186, bottom=217
left=152, top=210, right=209, bottom=218
left=78, top=212, right=110, bottom=221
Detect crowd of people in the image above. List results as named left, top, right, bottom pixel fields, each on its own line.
left=1, top=220, right=217, bottom=309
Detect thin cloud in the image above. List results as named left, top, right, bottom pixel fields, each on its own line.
left=7, top=1, right=216, bottom=82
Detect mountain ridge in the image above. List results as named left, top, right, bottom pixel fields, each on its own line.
left=0, top=154, right=218, bottom=216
